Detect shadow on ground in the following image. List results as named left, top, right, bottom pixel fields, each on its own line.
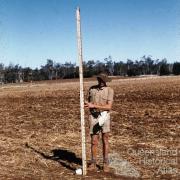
left=25, top=143, right=139, bottom=179
left=25, top=143, right=82, bottom=171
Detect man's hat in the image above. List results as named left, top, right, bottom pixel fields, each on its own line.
left=95, top=73, right=112, bottom=82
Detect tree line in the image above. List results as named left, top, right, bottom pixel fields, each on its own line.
left=0, top=55, right=180, bottom=84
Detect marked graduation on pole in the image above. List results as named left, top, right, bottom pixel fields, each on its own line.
left=76, top=7, right=87, bottom=175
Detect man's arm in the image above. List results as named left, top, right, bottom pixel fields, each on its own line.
left=85, top=101, right=113, bottom=111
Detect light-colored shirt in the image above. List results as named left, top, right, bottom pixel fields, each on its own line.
left=88, top=86, right=114, bottom=106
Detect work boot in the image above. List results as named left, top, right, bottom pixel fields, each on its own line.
left=103, top=162, right=110, bottom=173
left=103, top=163, right=110, bottom=172
left=87, top=160, right=97, bottom=171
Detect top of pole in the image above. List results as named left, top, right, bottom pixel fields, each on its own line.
left=77, top=6, right=80, bottom=12
left=76, top=7, right=80, bottom=18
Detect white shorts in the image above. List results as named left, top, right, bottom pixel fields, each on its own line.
left=89, top=112, right=110, bottom=134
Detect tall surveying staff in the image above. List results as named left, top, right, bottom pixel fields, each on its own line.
left=85, top=73, right=114, bottom=172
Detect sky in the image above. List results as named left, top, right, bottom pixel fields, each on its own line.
left=0, top=0, right=179, bottom=68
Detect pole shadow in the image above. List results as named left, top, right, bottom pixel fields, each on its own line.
left=25, top=143, right=82, bottom=171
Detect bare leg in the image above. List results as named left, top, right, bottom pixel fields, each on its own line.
left=102, top=133, right=109, bottom=162
left=91, top=134, right=99, bottom=162
left=102, top=133, right=110, bottom=172
left=88, top=134, right=99, bottom=171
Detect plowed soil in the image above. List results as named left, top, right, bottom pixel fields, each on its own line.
left=0, top=76, right=179, bottom=179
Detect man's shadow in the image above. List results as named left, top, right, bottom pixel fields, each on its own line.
left=25, top=143, right=82, bottom=171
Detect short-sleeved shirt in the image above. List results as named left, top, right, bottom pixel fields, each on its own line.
left=88, top=85, right=114, bottom=106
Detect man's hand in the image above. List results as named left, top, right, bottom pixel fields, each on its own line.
left=84, top=101, right=94, bottom=108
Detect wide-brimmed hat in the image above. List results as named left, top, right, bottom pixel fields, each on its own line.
left=95, top=73, right=112, bottom=82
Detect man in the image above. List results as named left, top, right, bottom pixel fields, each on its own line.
left=85, top=73, right=114, bottom=172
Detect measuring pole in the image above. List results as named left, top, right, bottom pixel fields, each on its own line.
left=76, top=7, right=87, bottom=175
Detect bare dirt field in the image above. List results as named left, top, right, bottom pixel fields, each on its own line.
left=0, top=76, right=179, bottom=179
